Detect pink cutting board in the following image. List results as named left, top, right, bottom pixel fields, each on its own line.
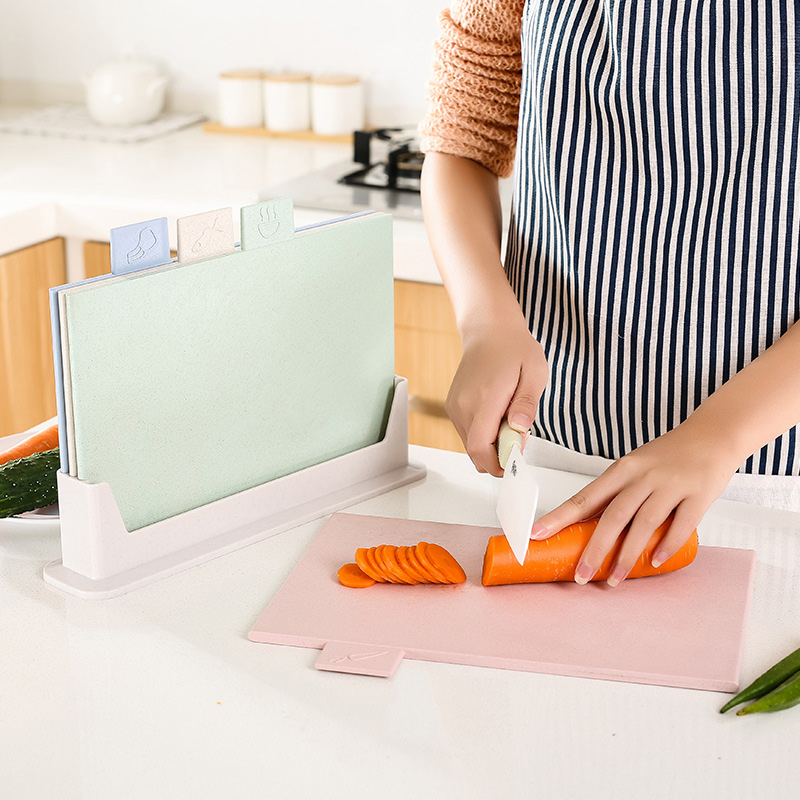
left=249, top=513, right=756, bottom=690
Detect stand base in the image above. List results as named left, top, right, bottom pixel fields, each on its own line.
left=43, top=462, right=425, bottom=600
left=43, top=376, right=426, bottom=599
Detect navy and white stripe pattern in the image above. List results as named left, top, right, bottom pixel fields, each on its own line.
left=506, top=0, right=800, bottom=474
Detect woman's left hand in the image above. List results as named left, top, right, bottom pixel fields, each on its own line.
left=530, top=421, right=742, bottom=586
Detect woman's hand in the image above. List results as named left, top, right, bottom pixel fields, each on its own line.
left=531, top=418, right=742, bottom=586
left=446, top=317, right=548, bottom=477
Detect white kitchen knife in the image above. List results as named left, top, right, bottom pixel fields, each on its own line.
left=496, top=421, right=539, bottom=566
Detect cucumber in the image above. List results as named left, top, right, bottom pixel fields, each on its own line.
left=0, top=447, right=60, bottom=518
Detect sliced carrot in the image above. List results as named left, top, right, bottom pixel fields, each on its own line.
left=396, top=545, right=430, bottom=583
left=338, top=563, right=376, bottom=588
left=0, top=419, right=59, bottom=467
left=355, top=547, right=386, bottom=583
left=364, top=546, right=388, bottom=582
left=425, top=543, right=467, bottom=584
left=481, top=518, right=699, bottom=586
left=374, top=545, right=402, bottom=583
left=414, top=542, right=450, bottom=583
left=339, top=542, right=467, bottom=589
left=383, top=545, right=417, bottom=584
left=406, top=545, right=438, bottom=583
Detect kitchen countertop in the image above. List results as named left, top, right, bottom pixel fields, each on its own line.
left=0, top=107, right=440, bottom=283
left=2, top=444, right=800, bottom=799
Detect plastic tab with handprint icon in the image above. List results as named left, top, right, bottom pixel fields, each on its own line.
left=110, top=217, right=171, bottom=275
left=240, top=197, right=295, bottom=251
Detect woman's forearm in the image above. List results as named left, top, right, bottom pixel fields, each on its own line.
left=420, top=152, right=528, bottom=342
left=684, top=319, right=800, bottom=468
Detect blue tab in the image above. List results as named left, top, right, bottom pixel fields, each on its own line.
left=110, top=217, right=171, bottom=275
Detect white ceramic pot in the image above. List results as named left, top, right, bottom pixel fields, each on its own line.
left=85, top=58, right=168, bottom=127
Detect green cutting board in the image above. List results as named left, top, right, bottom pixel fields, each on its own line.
left=60, top=208, right=395, bottom=531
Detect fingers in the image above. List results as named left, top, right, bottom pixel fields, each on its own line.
left=532, top=468, right=625, bottom=540
left=533, top=463, right=707, bottom=588
left=448, top=366, right=545, bottom=477
left=602, top=497, right=705, bottom=586
left=506, top=390, right=538, bottom=436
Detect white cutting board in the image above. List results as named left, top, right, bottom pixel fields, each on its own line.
left=249, top=512, right=756, bottom=690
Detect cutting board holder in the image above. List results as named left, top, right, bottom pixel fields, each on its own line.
left=43, top=376, right=425, bottom=599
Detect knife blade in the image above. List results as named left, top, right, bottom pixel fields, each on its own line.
left=496, top=422, right=539, bottom=566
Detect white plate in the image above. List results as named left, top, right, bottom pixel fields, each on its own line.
left=0, top=421, right=60, bottom=523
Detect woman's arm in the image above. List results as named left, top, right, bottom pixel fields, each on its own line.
left=534, top=318, right=800, bottom=585
left=421, top=152, right=548, bottom=475
left=419, top=0, right=534, bottom=474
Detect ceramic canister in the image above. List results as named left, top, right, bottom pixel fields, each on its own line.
left=263, top=72, right=311, bottom=132
left=218, top=69, right=264, bottom=128
left=311, top=74, right=365, bottom=137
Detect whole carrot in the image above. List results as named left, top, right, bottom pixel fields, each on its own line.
left=0, top=418, right=59, bottom=467
left=481, top=519, right=698, bottom=586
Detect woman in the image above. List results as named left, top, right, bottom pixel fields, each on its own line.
left=420, top=0, right=800, bottom=585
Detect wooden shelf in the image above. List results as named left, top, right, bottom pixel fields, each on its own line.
left=202, top=122, right=352, bottom=144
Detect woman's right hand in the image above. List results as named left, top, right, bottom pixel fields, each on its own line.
left=446, top=317, right=549, bottom=477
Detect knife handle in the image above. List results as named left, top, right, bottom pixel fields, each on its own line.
left=497, top=421, right=524, bottom=470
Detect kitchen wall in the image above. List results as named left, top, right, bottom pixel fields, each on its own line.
left=0, top=0, right=446, bottom=126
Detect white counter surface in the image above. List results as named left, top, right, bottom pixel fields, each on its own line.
left=2, top=445, right=800, bottom=800
left=0, top=109, right=440, bottom=283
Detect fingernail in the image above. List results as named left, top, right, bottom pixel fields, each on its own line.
left=651, top=549, right=669, bottom=568
left=574, top=562, right=595, bottom=585
left=607, top=564, right=628, bottom=587
left=530, top=522, right=550, bottom=540
left=508, top=415, right=532, bottom=434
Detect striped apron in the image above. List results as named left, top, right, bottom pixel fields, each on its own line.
left=506, top=0, right=800, bottom=487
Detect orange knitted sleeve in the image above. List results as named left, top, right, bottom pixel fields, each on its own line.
left=419, top=0, right=525, bottom=178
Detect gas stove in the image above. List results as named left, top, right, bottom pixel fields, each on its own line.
left=260, top=127, right=425, bottom=220
left=261, top=126, right=511, bottom=222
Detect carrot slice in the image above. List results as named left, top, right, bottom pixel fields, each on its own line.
left=481, top=518, right=699, bottom=586
left=425, top=543, right=467, bottom=584
left=396, top=545, right=430, bottom=583
left=414, top=542, right=450, bottom=583
left=0, top=418, right=59, bottom=467
left=406, top=545, right=438, bottom=583
left=355, top=547, right=386, bottom=583
left=383, top=545, right=417, bottom=584
left=364, top=546, right=388, bottom=582
left=374, top=545, right=403, bottom=583
left=338, top=563, right=376, bottom=588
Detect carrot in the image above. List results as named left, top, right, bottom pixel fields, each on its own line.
left=414, top=542, right=449, bottom=583
left=396, top=545, right=431, bottom=583
left=405, top=546, right=435, bottom=583
left=373, top=545, right=402, bottom=583
left=425, top=543, right=467, bottom=584
left=0, top=418, right=59, bottom=467
left=383, top=545, right=417, bottom=584
left=355, top=547, right=387, bottom=583
left=481, top=518, right=699, bottom=586
left=338, top=543, right=466, bottom=587
left=338, top=563, right=376, bottom=588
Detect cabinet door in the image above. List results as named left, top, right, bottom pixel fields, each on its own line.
left=0, top=238, right=67, bottom=436
left=83, top=240, right=112, bottom=278
left=394, top=280, right=465, bottom=453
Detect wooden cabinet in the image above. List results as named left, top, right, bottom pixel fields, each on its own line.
left=0, top=238, right=67, bottom=437
left=394, top=280, right=465, bottom=453
left=83, top=240, right=113, bottom=279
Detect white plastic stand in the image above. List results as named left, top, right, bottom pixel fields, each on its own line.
left=43, top=377, right=426, bottom=599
